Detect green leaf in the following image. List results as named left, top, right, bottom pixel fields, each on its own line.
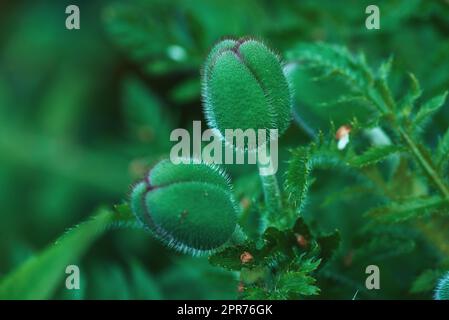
left=277, top=267, right=320, bottom=297
left=286, top=43, right=373, bottom=93
left=161, top=257, right=236, bottom=299
left=412, top=91, right=448, bottom=134
left=436, top=126, right=449, bottom=173
left=286, top=43, right=392, bottom=114
left=268, top=257, right=321, bottom=299
left=294, top=257, right=321, bottom=274
left=411, top=269, right=445, bottom=294
left=208, top=242, right=258, bottom=271
left=285, top=136, right=351, bottom=213
left=170, top=78, right=201, bottom=103
left=366, top=196, right=449, bottom=223
left=261, top=228, right=297, bottom=269
left=284, top=147, right=312, bottom=213
left=109, top=203, right=141, bottom=230
left=399, top=73, right=422, bottom=112
left=407, top=73, right=422, bottom=101
left=348, top=145, right=403, bottom=168
left=377, top=55, right=394, bottom=81
left=0, top=208, right=123, bottom=299
left=241, top=287, right=269, bottom=300
left=292, top=217, right=313, bottom=241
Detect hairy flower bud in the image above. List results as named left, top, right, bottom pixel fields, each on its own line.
left=435, top=272, right=449, bottom=300
left=202, top=38, right=292, bottom=147
left=130, top=159, right=238, bottom=255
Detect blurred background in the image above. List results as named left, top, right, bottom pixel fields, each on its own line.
left=1, top=0, right=449, bottom=299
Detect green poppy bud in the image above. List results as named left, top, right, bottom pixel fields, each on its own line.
left=435, top=272, right=449, bottom=300
left=202, top=38, right=292, bottom=147
left=130, top=159, right=238, bottom=255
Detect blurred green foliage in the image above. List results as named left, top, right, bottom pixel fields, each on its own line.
left=1, top=0, right=449, bottom=299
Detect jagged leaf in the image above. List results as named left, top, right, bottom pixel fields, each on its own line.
left=348, top=145, right=403, bottom=168
left=286, top=43, right=373, bottom=92
left=413, top=91, right=448, bottom=134
left=241, top=287, right=268, bottom=300
left=292, top=217, right=313, bottom=241
left=208, top=242, right=258, bottom=271
left=377, top=55, right=394, bottom=81
left=286, top=42, right=392, bottom=115
left=366, top=196, right=449, bottom=223
left=284, top=147, right=312, bottom=213
left=277, top=257, right=320, bottom=297
left=411, top=269, right=445, bottom=294
left=285, top=138, right=347, bottom=213
left=399, top=73, right=422, bottom=112
left=277, top=272, right=319, bottom=296
left=436, top=127, right=449, bottom=173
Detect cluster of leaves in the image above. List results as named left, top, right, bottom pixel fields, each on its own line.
left=284, top=42, right=449, bottom=297
left=286, top=42, right=449, bottom=220
left=209, top=216, right=339, bottom=299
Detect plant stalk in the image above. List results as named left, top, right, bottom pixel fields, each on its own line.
left=398, top=127, right=449, bottom=200
left=257, top=162, right=282, bottom=218
left=374, top=81, right=449, bottom=201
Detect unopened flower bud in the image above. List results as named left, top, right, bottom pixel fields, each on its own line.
left=131, top=159, right=238, bottom=255
left=202, top=38, right=292, bottom=149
